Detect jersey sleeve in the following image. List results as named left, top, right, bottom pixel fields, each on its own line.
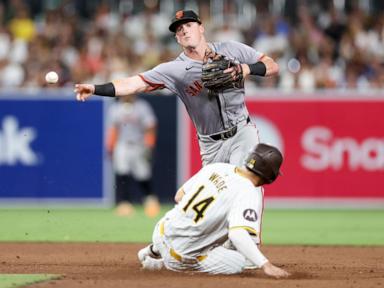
left=139, top=62, right=178, bottom=94
left=225, top=41, right=264, bottom=64
left=227, top=186, right=263, bottom=238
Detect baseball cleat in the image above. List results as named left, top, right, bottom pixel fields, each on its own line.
left=138, top=245, right=152, bottom=263
left=141, top=256, right=164, bottom=271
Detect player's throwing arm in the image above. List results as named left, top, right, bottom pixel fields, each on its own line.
left=74, top=76, right=150, bottom=102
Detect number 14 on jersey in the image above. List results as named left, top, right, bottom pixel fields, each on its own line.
left=182, top=186, right=215, bottom=223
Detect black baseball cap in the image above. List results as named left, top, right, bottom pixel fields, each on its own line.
left=169, top=10, right=202, bottom=33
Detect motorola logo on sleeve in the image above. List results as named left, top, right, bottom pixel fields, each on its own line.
left=243, top=209, right=257, bottom=222
left=0, top=116, right=39, bottom=166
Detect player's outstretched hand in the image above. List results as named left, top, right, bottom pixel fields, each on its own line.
left=74, top=84, right=95, bottom=102
left=262, top=261, right=290, bottom=279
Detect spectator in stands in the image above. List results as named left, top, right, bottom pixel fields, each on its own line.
left=0, top=1, right=383, bottom=90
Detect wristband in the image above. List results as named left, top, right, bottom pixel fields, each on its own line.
left=248, top=62, right=267, bottom=76
left=94, top=82, right=116, bottom=97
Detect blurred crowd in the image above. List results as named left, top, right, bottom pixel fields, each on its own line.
left=1, top=0, right=384, bottom=91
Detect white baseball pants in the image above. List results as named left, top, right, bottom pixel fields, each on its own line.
left=152, top=220, right=247, bottom=274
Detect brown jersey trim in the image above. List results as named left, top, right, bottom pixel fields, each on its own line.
left=139, top=74, right=166, bottom=92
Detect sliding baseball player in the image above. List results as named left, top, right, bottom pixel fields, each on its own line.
left=138, top=143, right=289, bottom=278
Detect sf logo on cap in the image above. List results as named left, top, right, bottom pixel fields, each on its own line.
left=175, top=10, right=184, bottom=19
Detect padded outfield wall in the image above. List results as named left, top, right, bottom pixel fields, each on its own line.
left=0, top=90, right=177, bottom=206
left=1, top=90, right=383, bottom=208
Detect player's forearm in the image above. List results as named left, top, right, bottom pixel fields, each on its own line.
left=93, top=76, right=148, bottom=97
left=112, top=76, right=149, bottom=96
left=244, top=56, right=279, bottom=78
left=228, top=228, right=268, bottom=268
left=261, top=56, right=279, bottom=76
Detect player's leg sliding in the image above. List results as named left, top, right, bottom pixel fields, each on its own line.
left=138, top=238, right=258, bottom=274
left=196, top=246, right=247, bottom=274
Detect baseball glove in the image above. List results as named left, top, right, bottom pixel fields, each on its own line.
left=201, top=50, right=244, bottom=97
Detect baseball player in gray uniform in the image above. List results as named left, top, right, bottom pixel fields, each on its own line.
left=75, top=10, right=279, bottom=168
left=106, top=94, right=160, bottom=217
left=137, top=143, right=290, bottom=277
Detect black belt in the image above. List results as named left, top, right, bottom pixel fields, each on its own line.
left=209, top=126, right=237, bottom=141
left=209, top=117, right=251, bottom=141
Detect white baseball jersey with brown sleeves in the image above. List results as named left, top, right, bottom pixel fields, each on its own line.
left=152, top=163, right=264, bottom=273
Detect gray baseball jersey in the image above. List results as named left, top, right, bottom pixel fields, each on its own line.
left=108, top=99, right=157, bottom=178
left=152, top=162, right=263, bottom=256
left=109, top=99, right=156, bottom=145
left=140, top=41, right=263, bottom=135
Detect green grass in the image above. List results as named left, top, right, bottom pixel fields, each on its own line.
left=0, top=206, right=169, bottom=242
left=262, top=209, right=384, bottom=245
left=0, top=274, right=59, bottom=288
left=0, top=207, right=383, bottom=245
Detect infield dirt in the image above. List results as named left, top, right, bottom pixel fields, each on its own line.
left=0, top=243, right=383, bottom=288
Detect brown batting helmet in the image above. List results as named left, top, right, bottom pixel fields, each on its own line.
left=245, top=143, right=283, bottom=184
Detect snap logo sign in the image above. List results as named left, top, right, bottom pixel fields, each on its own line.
left=241, top=97, right=384, bottom=198
left=0, top=116, right=39, bottom=166
left=301, top=126, right=384, bottom=171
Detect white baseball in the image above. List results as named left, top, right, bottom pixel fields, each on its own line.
left=45, top=71, right=59, bottom=84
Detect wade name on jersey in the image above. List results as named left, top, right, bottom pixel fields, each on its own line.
left=208, top=172, right=227, bottom=192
